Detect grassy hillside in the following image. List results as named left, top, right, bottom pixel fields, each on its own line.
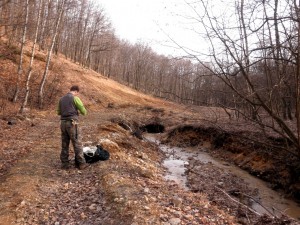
left=0, top=38, right=179, bottom=115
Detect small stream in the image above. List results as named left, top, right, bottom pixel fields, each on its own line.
left=145, top=134, right=300, bottom=221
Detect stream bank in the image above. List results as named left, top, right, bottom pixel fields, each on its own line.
left=153, top=124, right=300, bottom=224
left=162, top=125, right=300, bottom=202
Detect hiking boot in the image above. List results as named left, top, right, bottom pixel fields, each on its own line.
left=79, top=163, right=90, bottom=170
left=61, top=163, right=71, bottom=170
left=75, top=160, right=80, bottom=169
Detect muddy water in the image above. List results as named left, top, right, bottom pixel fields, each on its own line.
left=145, top=134, right=300, bottom=220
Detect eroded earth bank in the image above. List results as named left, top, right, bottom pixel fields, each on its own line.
left=0, top=104, right=300, bottom=225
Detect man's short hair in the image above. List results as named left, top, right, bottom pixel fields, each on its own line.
left=70, top=85, right=80, bottom=92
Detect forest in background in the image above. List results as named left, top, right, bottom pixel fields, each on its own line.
left=1, top=0, right=300, bottom=157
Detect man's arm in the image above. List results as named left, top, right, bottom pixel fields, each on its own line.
left=74, top=96, right=87, bottom=115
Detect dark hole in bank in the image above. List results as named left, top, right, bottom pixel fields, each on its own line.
left=142, top=123, right=165, bottom=133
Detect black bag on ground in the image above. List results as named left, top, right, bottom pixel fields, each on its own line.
left=84, top=145, right=110, bottom=163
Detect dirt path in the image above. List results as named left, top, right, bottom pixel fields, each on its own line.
left=0, top=113, right=61, bottom=224
left=0, top=108, right=298, bottom=225
left=0, top=108, right=232, bottom=225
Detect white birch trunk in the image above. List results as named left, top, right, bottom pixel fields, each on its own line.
left=12, top=0, right=29, bottom=102
left=38, top=0, right=65, bottom=109
left=20, top=0, right=43, bottom=113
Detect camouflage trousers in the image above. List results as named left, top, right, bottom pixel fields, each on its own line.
left=60, top=120, right=86, bottom=166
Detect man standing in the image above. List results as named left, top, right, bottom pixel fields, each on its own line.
left=57, top=85, right=88, bottom=170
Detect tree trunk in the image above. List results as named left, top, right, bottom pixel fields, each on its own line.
left=20, top=0, right=43, bottom=113
left=12, top=0, right=29, bottom=103
left=38, top=0, right=65, bottom=109
left=296, top=0, right=300, bottom=149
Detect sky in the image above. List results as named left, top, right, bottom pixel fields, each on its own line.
left=95, top=0, right=204, bottom=57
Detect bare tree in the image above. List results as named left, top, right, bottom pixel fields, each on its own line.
left=294, top=0, right=300, bottom=148
left=38, top=0, right=66, bottom=108
left=12, top=0, right=29, bottom=102
left=20, top=0, right=43, bottom=113
left=179, top=0, right=300, bottom=154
